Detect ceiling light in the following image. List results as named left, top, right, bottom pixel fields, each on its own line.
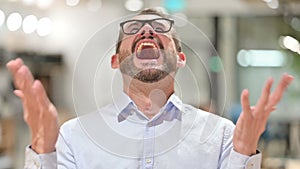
left=37, top=17, right=53, bottom=36
left=7, top=12, right=22, bottom=31
left=22, top=15, right=38, bottom=34
left=282, top=36, right=300, bottom=53
left=237, top=50, right=286, bottom=67
left=125, top=0, right=143, bottom=12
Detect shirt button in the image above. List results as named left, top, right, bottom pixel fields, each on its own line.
left=247, top=163, right=254, bottom=169
left=34, top=160, right=40, bottom=168
left=146, top=158, right=152, bottom=164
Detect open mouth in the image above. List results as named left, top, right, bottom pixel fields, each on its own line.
left=135, top=41, right=160, bottom=60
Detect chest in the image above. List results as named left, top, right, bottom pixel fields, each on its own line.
left=72, top=130, right=223, bottom=169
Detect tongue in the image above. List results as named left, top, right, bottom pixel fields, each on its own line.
left=137, top=47, right=159, bottom=59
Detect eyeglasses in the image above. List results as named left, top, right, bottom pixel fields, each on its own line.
left=120, top=18, right=174, bottom=35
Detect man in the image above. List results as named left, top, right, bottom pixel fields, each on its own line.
left=6, top=8, right=293, bottom=169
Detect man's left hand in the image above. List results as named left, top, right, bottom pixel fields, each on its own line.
left=233, top=73, right=294, bottom=156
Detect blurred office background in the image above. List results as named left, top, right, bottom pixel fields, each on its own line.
left=0, top=0, right=300, bottom=168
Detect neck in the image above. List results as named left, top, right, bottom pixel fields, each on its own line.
left=123, top=75, right=175, bottom=119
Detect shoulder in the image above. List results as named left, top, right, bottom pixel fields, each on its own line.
left=59, top=105, right=118, bottom=138
left=179, top=104, right=235, bottom=143
left=181, top=103, right=235, bottom=132
left=59, top=111, right=101, bottom=135
left=61, top=103, right=117, bottom=128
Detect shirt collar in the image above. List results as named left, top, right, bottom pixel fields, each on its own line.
left=114, top=92, right=133, bottom=113
left=116, top=93, right=183, bottom=124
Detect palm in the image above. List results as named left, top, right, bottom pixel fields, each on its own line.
left=233, top=74, right=293, bottom=156
left=7, top=58, right=59, bottom=153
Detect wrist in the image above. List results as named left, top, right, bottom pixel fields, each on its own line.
left=233, top=142, right=257, bottom=156
left=31, top=137, right=55, bottom=154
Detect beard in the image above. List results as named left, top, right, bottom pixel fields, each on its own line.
left=118, top=49, right=177, bottom=83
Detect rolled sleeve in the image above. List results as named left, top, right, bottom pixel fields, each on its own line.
left=245, top=151, right=262, bottom=169
left=24, top=146, right=57, bottom=169
left=228, top=149, right=262, bottom=169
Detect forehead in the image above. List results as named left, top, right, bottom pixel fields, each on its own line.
left=131, top=14, right=163, bottom=20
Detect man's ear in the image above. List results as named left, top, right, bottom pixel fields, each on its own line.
left=111, top=54, right=119, bottom=69
left=177, top=52, right=186, bottom=68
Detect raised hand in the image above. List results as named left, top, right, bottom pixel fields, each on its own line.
left=6, top=58, right=59, bottom=154
left=233, top=73, right=294, bottom=156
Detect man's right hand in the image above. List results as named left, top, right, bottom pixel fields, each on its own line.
left=6, top=58, right=59, bottom=154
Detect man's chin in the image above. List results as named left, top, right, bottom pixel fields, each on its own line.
left=133, top=69, right=169, bottom=83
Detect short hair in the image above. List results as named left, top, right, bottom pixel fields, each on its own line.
left=115, top=7, right=182, bottom=54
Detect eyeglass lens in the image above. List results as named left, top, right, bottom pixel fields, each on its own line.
left=122, top=19, right=172, bottom=35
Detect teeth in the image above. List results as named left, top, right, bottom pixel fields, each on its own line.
left=137, top=42, right=157, bottom=52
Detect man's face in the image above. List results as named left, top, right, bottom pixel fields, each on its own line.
left=117, top=14, right=180, bottom=83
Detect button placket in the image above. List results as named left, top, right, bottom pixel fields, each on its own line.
left=143, top=124, right=155, bottom=169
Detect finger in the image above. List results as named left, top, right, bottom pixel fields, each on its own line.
left=33, top=80, right=50, bottom=108
left=267, top=73, right=294, bottom=108
left=270, top=106, right=276, bottom=112
left=255, top=78, right=273, bottom=115
left=19, top=80, right=42, bottom=117
left=241, top=89, right=252, bottom=119
left=6, top=58, right=24, bottom=75
left=14, top=65, right=35, bottom=91
left=14, top=89, right=32, bottom=122
left=14, top=90, right=24, bottom=99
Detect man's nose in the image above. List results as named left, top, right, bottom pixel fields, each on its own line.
left=139, top=24, right=155, bottom=38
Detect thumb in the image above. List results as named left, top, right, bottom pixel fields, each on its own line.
left=14, top=90, right=24, bottom=100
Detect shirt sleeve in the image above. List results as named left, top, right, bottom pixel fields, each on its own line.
left=24, top=127, right=77, bottom=169
left=219, top=120, right=262, bottom=169
left=227, top=149, right=262, bottom=169
left=56, top=126, right=77, bottom=169
left=24, top=146, right=57, bottom=169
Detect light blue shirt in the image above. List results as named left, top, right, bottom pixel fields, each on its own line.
left=25, top=93, right=261, bottom=169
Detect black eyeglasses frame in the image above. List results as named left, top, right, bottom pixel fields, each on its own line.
left=120, top=18, right=175, bottom=35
